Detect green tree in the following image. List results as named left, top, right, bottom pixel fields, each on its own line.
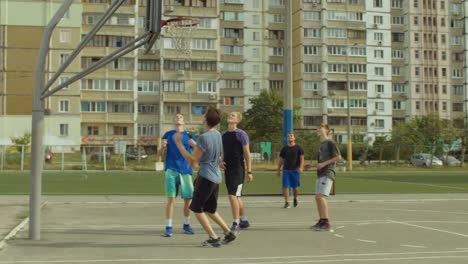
left=10, top=133, right=31, bottom=152
left=243, top=90, right=301, bottom=143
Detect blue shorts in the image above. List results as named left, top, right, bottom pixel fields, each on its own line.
left=282, top=170, right=300, bottom=188
left=165, top=169, right=194, bottom=199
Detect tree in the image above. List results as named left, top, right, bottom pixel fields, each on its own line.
left=10, top=133, right=31, bottom=152
left=243, top=90, right=301, bottom=143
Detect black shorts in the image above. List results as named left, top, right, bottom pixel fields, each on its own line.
left=189, top=176, right=219, bottom=214
left=225, top=167, right=245, bottom=196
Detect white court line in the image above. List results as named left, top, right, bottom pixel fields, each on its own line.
left=356, top=239, right=377, bottom=243
left=0, top=217, right=29, bottom=250
left=334, top=234, right=344, bottom=238
left=45, top=198, right=468, bottom=205
left=391, top=220, right=468, bottom=238
left=345, top=207, right=468, bottom=215
left=1, top=250, right=468, bottom=263
left=457, top=248, right=468, bottom=250
left=355, top=178, right=468, bottom=190
left=400, top=244, right=427, bottom=249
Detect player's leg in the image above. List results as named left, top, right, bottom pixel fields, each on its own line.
left=180, top=173, right=195, bottom=234
left=164, top=169, right=178, bottom=237
left=282, top=170, right=291, bottom=208
left=313, top=177, right=333, bottom=231
left=291, top=170, right=300, bottom=207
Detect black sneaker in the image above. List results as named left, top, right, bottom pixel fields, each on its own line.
left=202, top=237, right=221, bottom=247
left=284, top=202, right=291, bottom=209
left=222, top=231, right=236, bottom=244
left=293, top=198, right=298, bottom=207
left=310, top=219, right=323, bottom=229
left=314, top=221, right=331, bottom=231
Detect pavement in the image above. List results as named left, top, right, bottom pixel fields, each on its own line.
left=1, top=194, right=468, bottom=264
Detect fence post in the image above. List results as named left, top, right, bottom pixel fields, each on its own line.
left=82, top=147, right=87, bottom=172
left=103, top=146, right=107, bottom=172
left=0, top=146, right=4, bottom=171
left=20, top=145, right=25, bottom=171
left=61, top=146, right=65, bottom=172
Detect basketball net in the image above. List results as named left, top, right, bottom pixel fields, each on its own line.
left=164, top=19, right=198, bottom=57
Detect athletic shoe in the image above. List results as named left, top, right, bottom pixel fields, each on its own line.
left=239, top=220, right=250, bottom=229
left=284, top=202, right=291, bottom=209
left=313, top=221, right=331, bottom=231
left=310, top=219, right=322, bottom=229
left=163, top=226, right=173, bottom=237
left=183, top=224, right=195, bottom=235
left=202, top=237, right=221, bottom=247
left=293, top=198, right=298, bottom=207
left=222, top=231, right=236, bottom=244
left=230, top=222, right=240, bottom=234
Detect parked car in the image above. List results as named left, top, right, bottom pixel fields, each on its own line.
left=89, top=149, right=111, bottom=161
left=437, top=155, right=461, bottom=166
left=126, top=147, right=148, bottom=160
left=410, top=153, right=443, bottom=167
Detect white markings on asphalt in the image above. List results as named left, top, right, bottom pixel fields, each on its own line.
left=356, top=239, right=377, bottom=243
left=334, top=234, right=344, bottom=238
left=1, top=250, right=468, bottom=263
left=0, top=217, right=29, bottom=250
left=335, top=226, right=345, bottom=229
left=400, top=244, right=427, bottom=249
left=391, top=220, right=468, bottom=238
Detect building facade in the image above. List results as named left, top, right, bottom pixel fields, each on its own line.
left=0, top=0, right=466, bottom=149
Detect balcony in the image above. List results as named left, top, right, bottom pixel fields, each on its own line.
left=163, top=92, right=215, bottom=103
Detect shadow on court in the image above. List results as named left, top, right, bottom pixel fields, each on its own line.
left=1, top=194, right=468, bottom=264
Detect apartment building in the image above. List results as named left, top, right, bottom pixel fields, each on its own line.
left=0, top=0, right=82, bottom=147
left=1, top=0, right=466, bottom=149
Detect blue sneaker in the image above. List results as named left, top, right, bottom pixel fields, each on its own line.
left=183, top=224, right=195, bottom=235
left=239, top=220, right=250, bottom=229
left=163, top=226, right=173, bottom=237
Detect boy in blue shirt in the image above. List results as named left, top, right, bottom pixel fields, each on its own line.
left=158, top=113, right=197, bottom=237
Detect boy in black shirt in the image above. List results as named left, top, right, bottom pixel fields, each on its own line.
left=277, top=133, right=304, bottom=209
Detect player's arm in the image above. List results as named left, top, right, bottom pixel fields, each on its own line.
left=187, top=133, right=197, bottom=148
left=299, top=154, right=305, bottom=173
left=243, top=144, right=253, bottom=182
left=156, top=139, right=167, bottom=158
left=277, top=158, right=283, bottom=177
left=317, top=154, right=342, bottom=170
left=174, top=136, right=204, bottom=168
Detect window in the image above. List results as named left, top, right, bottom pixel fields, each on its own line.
left=271, top=47, right=284, bottom=56
left=374, top=16, right=383, bottom=24
left=304, top=45, right=320, bottom=55
left=375, top=67, right=384, bottom=76
left=414, top=16, right=419, bottom=25
left=192, top=39, right=216, bottom=50
left=415, top=101, right=420, bottom=110
left=60, top=77, right=70, bottom=89
left=137, top=81, right=159, bottom=93
left=59, top=29, right=71, bottom=43
left=304, top=11, right=321, bottom=20
left=374, top=32, right=383, bottom=41
left=59, top=100, right=69, bottom=112
left=113, top=126, right=128, bottom=136
left=303, top=81, right=322, bottom=91
left=392, top=16, right=404, bottom=25
left=392, top=66, right=401, bottom=76
left=223, top=97, right=244, bottom=106
left=453, top=85, right=463, bottom=95
left=270, top=64, right=284, bottom=73
left=165, top=105, right=181, bottom=115
left=192, top=105, right=207, bottom=115
left=302, top=99, right=322, bottom=108
left=60, top=53, right=69, bottom=64
left=87, top=126, right=99, bottom=136
left=197, top=81, right=217, bottom=94
left=374, top=49, right=384, bottom=58
left=391, top=0, right=403, bottom=8
left=304, top=64, right=322, bottom=73
left=220, top=79, right=243, bottom=89
left=252, top=32, right=260, bottom=41
left=414, top=33, right=419, bottom=42
left=304, top=28, right=321, bottom=38
left=222, top=12, right=244, bottom=21
left=138, top=124, right=157, bottom=136
left=163, top=81, right=185, bottom=92
left=415, top=67, right=420, bottom=76
left=138, top=60, right=159, bottom=71
left=223, top=45, right=243, bottom=55
left=138, top=104, right=158, bottom=114
left=373, top=0, right=382, bottom=7
left=349, top=82, right=367, bottom=91
left=375, top=119, right=384, bottom=128
left=375, top=84, right=384, bottom=93
left=59, top=124, right=68, bottom=136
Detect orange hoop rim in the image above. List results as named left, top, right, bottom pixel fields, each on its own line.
left=161, top=17, right=199, bottom=27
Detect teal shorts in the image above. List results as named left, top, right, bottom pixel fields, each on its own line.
left=165, top=169, right=194, bottom=199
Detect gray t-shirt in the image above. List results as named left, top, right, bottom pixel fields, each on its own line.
left=196, top=130, right=222, bottom=184
left=317, top=139, right=341, bottom=179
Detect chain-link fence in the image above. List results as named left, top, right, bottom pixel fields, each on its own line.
left=0, top=142, right=465, bottom=171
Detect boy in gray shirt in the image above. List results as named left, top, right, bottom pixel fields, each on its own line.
left=174, top=108, right=236, bottom=247
left=310, top=123, right=342, bottom=231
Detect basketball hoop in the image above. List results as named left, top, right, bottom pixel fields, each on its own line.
left=162, top=17, right=199, bottom=57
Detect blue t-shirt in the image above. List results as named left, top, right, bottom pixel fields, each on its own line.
left=162, top=130, right=193, bottom=174
left=197, top=130, right=222, bottom=184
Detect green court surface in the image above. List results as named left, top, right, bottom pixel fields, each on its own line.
left=1, top=194, right=468, bottom=264
left=0, top=170, right=467, bottom=195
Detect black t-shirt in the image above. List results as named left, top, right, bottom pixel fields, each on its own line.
left=279, top=145, right=304, bottom=170
left=222, top=129, right=249, bottom=170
